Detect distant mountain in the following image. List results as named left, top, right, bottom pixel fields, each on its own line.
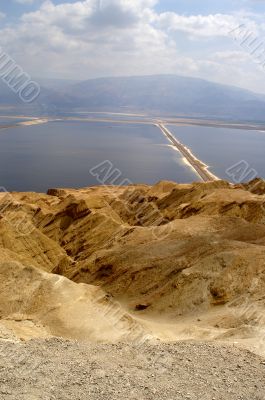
left=1, top=74, right=265, bottom=122
left=0, top=80, right=24, bottom=106
left=37, top=78, right=81, bottom=90
left=41, top=75, right=265, bottom=122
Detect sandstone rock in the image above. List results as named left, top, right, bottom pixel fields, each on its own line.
left=0, top=181, right=265, bottom=351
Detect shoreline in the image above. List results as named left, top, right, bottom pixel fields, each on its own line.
left=0, top=113, right=265, bottom=131
left=156, top=123, right=220, bottom=182
left=18, top=118, right=50, bottom=126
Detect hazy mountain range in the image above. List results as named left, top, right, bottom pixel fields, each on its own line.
left=1, top=75, right=265, bottom=122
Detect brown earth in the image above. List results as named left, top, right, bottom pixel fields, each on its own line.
left=0, top=179, right=265, bottom=356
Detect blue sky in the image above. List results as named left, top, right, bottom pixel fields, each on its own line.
left=1, top=1, right=265, bottom=92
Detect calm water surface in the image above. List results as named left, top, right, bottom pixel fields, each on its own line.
left=168, top=125, right=265, bottom=181
left=0, top=121, right=197, bottom=192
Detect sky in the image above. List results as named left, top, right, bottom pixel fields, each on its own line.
left=1, top=1, right=265, bottom=92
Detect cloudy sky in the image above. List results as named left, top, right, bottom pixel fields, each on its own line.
left=1, top=1, right=265, bottom=92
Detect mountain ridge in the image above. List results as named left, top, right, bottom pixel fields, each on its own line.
left=1, top=74, right=265, bottom=122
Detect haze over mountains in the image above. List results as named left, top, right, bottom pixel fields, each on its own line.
left=1, top=75, right=265, bottom=122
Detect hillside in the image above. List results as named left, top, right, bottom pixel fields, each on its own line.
left=54, top=75, right=265, bottom=121
left=1, top=179, right=265, bottom=398
left=0, top=179, right=265, bottom=351
left=2, top=75, right=265, bottom=121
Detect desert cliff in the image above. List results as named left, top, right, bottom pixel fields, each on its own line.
left=0, top=179, right=264, bottom=355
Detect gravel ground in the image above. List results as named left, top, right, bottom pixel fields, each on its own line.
left=0, top=338, right=264, bottom=400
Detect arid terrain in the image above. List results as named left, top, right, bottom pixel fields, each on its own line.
left=0, top=179, right=265, bottom=398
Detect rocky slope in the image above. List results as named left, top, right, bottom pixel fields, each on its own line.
left=0, top=179, right=265, bottom=354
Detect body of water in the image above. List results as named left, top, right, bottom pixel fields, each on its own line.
left=0, top=117, right=28, bottom=126
left=0, top=121, right=197, bottom=192
left=168, top=125, right=265, bottom=182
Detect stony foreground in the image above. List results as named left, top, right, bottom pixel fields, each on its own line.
left=0, top=339, right=264, bottom=400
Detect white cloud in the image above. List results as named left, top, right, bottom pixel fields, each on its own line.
left=2, top=0, right=183, bottom=78
left=157, top=12, right=258, bottom=38
left=213, top=50, right=252, bottom=63
left=1, top=0, right=265, bottom=92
